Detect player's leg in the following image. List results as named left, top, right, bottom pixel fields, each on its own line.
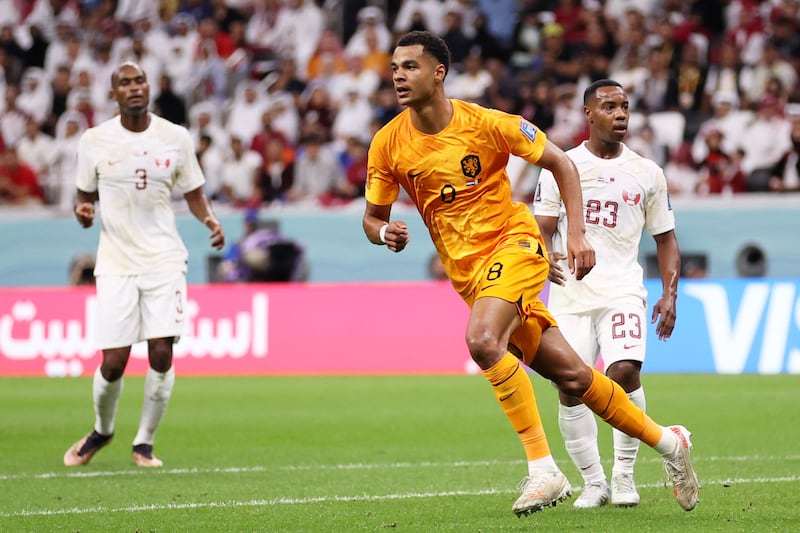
left=530, top=326, right=699, bottom=511
left=554, top=313, right=608, bottom=508
left=598, top=302, right=647, bottom=507
left=131, top=272, right=185, bottom=467
left=468, top=295, right=571, bottom=516
left=64, top=275, right=140, bottom=466
left=468, top=245, right=571, bottom=516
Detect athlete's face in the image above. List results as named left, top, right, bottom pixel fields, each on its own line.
left=391, top=44, right=445, bottom=108
left=586, top=86, right=629, bottom=143
left=111, top=63, right=150, bottom=116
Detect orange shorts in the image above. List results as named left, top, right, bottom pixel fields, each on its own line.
left=465, top=240, right=557, bottom=366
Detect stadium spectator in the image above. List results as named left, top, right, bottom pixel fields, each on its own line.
left=0, top=145, right=44, bottom=205
left=225, top=79, right=270, bottom=145
left=268, top=92, right=301, bottom=145
left=767, top=112, right=800, bottom=192
left=188, top=100, right=229, bottom=154
left=195, top=133, right=225, bottom=200
left=743, top=37, right=797, bottom=105
left=306, top=29, right=348, bottom=84
left=393, top=0, right=445, bottom=36
left=740, top=94, right=792, bottom=191
left=328, top=53, right=381, bottom=106
left=50, top=109, right=87, bottom=210
left=286, top=132, right=344, bottom=205
left=695, top=129, right=747, bottom=196
left=220, top=134, right=264, bottom=206
left=702, top=40, right=747, bottom=110
left=331, top=87, right=373, bottom=146
left=153, top=73, right=188, bottom=126
left=16, top=116, right=57, bottom=203
left=365, top=32, right=699, bottom=516
left=298, top=82, right=336, bottom=142
left=446, top=51, right=492, bottom=102
left=345, top=5, right=392, bottom=59
left=441, top=4, right=472, bottom=67
left=535, top=79, right=686, bottom=510
left=663, top=142, right=700, bottom=195
left=63, top=61, right=224, bottom=469
left=256, top=135, right=294, bottom=204
left=0, top=84, right=29, bottom=149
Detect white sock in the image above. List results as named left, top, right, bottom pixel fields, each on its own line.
left=654, top=426, right=680, bottom=457
left=93, top=366, right=123, bottom=436
left=133, top=367, right=175, bottom=446
left=558, top=403, right=606, bottom=485
left=612, top=387, right=645, bottom=477
left=527, top=455, right=560, bottom=476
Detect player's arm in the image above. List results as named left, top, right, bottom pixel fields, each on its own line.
left=74, top=189, right=98, bottom=228
left=536, top=140, right=594, bottom=280
left=652, top=229, right=680, bottom=340
left=363, top=200, right=409, bottom=253
left=184, top=186, right=225, bottom=250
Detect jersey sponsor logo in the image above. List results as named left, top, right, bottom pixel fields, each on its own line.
left=520, top=119, right=538, bottom=141
left=622, top=190, right=641, bottom=206
left=460, top=155, right=481, bottom=186
left=598, top=176, right=616, bottom=183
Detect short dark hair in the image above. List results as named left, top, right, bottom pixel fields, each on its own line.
left=583, top=79, right=623, bottom=105
left=396, top=30, right=451, bottom=76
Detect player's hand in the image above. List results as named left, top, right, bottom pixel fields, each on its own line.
left=651, top=294, right=677, bottom=341
left=546, top=252, right=567, bottom=285
left=384, top=220, right=409, bottom=253
left=204, top=216, right=225, bottom=250
left=74, top=202, right=95, bottom=228
left=567, top=232, right=595, bottom=280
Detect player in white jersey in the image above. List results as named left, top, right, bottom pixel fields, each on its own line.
left=533, top=80, right=682, bottom=508
left=64, top=62, right=225, bottom=468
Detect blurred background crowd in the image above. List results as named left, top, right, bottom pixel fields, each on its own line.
left=2, top=0, right=800, bottom=212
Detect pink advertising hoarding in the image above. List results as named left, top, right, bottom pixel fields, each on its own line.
left=0, top=283, right=474, bottom=377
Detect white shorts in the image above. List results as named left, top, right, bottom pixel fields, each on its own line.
left=94, top=271, right=187, bottom=350
left=554, top=299, right=647, bottom=371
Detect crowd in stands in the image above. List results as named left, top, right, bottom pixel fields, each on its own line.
left=2, top=0, right=800, bottom=211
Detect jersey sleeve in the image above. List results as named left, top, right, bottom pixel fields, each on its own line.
left=645, top=165, right=676, bottom=236
left=174, top=127, right=206, bottom=194
left=365, top=132, right=400, bottom=205
left=75, top=131, right=97, bottom=193
left=532, top=167, right=562, bottom=217
left=488, top=109, right=548, bottom=166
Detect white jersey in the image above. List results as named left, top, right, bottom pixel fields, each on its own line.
left=76, top=113, right=205, bottom=276
left=533, top=142, right=674, bottom=313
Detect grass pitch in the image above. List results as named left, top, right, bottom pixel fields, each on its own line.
left=1, top=373, right=798, bottom=532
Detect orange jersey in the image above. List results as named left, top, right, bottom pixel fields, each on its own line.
left=366, top=99, right=549, bottom=299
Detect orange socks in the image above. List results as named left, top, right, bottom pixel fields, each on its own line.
left=484, top=353, right=550, bottom=461
left=579, top=367, right=662, bottom=447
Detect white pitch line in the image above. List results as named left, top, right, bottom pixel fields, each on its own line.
left=2, top=454, right=799, bottom=482
left=3, top=476, right=800, bottom=518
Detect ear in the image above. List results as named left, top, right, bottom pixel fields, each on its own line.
left=583, top=105, right=592, bottom=122
left=434, top=64, right=446, bottom=84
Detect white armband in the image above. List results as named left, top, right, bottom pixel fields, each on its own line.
left=379, top=223, right=389, bottom=244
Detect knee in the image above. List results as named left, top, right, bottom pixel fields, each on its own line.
left=147, top=338, right=174, bottom=373
left=465, top=330, right=505, bottom=369
left=100, top=349, right=130, bottom=381
left=606, top=360, right=641, bottom=391
left=553, top=363, right=593, bottom=398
